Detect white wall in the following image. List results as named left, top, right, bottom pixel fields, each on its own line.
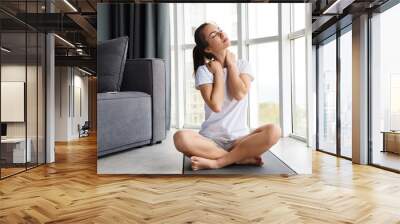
left=55, top=67, right=89, bottom=141
left=55, top=66, right=70, bottom=141
left=71, top=73, right=89, bottom=138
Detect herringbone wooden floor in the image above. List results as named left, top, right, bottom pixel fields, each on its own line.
left=1, top=135, right=400, bottom=223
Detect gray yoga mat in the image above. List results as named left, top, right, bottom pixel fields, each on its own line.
left=183, top=151, right=297, bottom=175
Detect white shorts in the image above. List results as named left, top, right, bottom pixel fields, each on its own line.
left=208, top=136, right=237, bottom=151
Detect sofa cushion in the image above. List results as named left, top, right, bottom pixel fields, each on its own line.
left=97, top=36, right=129, bottom=93
left=97, top=91, right=152, bottom=155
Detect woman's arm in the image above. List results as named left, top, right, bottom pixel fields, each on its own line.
left=198, top=61, right=225, bottom=113
left=226, top=51, right=251, bottom=101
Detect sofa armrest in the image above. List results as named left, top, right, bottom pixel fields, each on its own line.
left=120, top=58, right=166, bottom=143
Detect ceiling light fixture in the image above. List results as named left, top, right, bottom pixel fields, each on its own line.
left=76, top=48, right=85, bottom=55
left=78, top=67, right=92, bottom=76
left=322, top=0, right=342, bottom=14
left=322, top=0, right=356, bottom=15
left=54, top=34, right=75, bottom=48
left=1, top=47, right=11, bottom=53
left=63, top=0, right=78, bottom=12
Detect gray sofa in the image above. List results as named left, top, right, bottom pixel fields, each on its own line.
left=97, top=37, right=166, bottom=157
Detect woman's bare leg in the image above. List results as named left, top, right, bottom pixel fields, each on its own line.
left=173, top=130, right=263, bottom=166
left=191, top=124, right=281, bottom=170
left=225, top=135, right=263, bottom=166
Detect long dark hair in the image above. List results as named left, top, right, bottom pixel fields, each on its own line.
left=193, top=23, right=215, bottom=73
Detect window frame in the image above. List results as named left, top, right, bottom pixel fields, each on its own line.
left=246, top=3, right=280, bottom=130
left=289, top=4, right=307, bottom=141
left=315, top=24, right=353, bottom=161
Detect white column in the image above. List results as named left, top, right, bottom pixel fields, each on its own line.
left=352, top=14, right=369, bottom=164
left=45, top=1, right=55, bottom=163
left=46, top=32, right=55, bottom=163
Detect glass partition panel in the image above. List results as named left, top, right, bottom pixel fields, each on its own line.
left=27, top=30, right=38, bottom=169
left=38, top=32, right=45, bottom=165
left=1, top=30, right=28, bottom=177
left=0, top=1, right=46, bottom=178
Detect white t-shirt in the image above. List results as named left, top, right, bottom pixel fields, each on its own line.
left=195, top=59, right=254, bottom=141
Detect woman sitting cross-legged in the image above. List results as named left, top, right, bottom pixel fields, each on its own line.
left=173, top=22, right=281, bottom=171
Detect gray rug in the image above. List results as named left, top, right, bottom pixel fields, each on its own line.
left=183, top=151, right=296, bottom=175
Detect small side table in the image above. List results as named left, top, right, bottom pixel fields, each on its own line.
left=381, top=131, right=400, bottom=154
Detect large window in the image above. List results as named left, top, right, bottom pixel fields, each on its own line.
left=370, top=3, right=400, bottom=171
left=292, top=4, right=305, bottom=32
left=340, top=28, right=352, bottom=158
left=183, top=4, right=238, bottom=45
left=315, top=20, right=355, bottom=161
left=249, top=42, right=280, bottom=127
left=316, top=25, right=353, bottom=159
left=290, top=4, right=307, bottom=138
left=248, top=4, right=280, bottom=128
left=184, top=49, right=204, bottom=126
left=317, top=37, right=337, bottom=155
left=292, top=37, right=307, bottom=138
left=248, top=4, right=278, bottom=38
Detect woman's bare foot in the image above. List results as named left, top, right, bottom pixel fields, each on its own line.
left=236, top=156, right=264, bottom=166
left=191, top=156, right=220, bottom=170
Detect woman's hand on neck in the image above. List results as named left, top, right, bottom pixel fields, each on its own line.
left=225, top=50, right=236, bottom=68
left=212, top=49, right=236, bottom=68
left=212, top=49, right=228, bottom=68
